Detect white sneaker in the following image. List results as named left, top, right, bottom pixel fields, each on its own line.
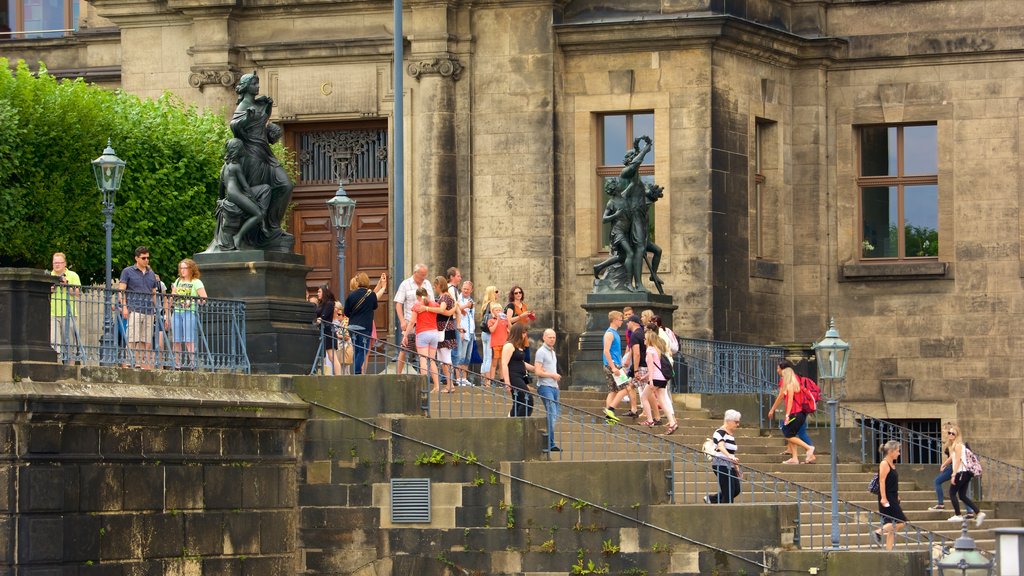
left=975, top=512, right=986, bottom=527
left=947, top=515, right=964, bottom=522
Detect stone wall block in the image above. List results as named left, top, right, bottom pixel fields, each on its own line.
left=140, top=514, right=184, bottom=558
left=97, top=514, right=140, bottom=561
left=277, top=467, right=296, bottom=508
left=258, top=511, right=295, bottom=553
left=165, top=466, right=203, bottom=510
left=222, top=429, right=258, bottom=458
left=62, top=425, right=100, bottom=455
left=122, top=467, right=163, bottom=511
left=0, top=516, right=11, bottom=565
left=18, top=516, right=62, bottom=563
left=62, top=513, right=101, bottom=563
left=240, top=556, right=288, bottom=576
left=22, top=467, right=64, bottom=512
left=142, top=427, right=183, bottom=457
left=257, top=430, right=292, bottom=457
left=241, top=467, right=279, bottom=509
left=79, top=465, right=123, bottom=512
left=100, top=426, right=143, bottom=456
left=183, top=427, right=221, bottom=455
left=201, top=557, right=241, bottom=576
left=25, top=424, right=62, bottom=454
left=223, top=512, right=261, bottom=555
left=203, top=466, right=243, bottom=510
left=184, top=512, right=225, bottom=556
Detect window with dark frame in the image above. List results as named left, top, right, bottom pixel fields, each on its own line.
left=858, top=124, right=938, bottom=260
left=1, top=0, right=78, bottom=39
left=597, top=112, right=655, bottom=251
left=752, top=118, right=779, bottom=260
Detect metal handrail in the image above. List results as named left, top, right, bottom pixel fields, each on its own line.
left=306, top=399, right=772, bottom=573
left=677, top=336, right=1022, bottom=503
left=49, top=286, right=249, bottom=373
left=313, top=334, right=957, bottom=560
left=830, top=405, right=1023, bottom=502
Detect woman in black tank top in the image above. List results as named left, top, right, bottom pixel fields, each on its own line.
left=873, top=440, right=907, bottom=549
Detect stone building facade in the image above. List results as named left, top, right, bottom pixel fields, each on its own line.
left=4, top=0, right=1023, bottom=465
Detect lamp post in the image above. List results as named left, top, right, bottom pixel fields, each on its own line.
left=326, top=181, right=357, bottom=301
left=92, top=140, right=126, bottom=365
left=812, top=318, right=850, bottom=550
left=936, top=520, right=995, bottom=575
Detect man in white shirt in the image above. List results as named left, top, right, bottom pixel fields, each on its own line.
left=393, top=263, right=433, bottom=373
left=534, top=328, right=562, bottom=452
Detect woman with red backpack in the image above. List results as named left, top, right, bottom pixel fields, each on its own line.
left=768, top=361, right=815, bottom=464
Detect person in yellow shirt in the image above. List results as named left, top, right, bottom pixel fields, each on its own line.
left=49, top=252, right=81, bottom=362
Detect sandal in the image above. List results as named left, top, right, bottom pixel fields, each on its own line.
left=782, top=458, right=800, bottom=465
left=662, top=424, right=678, bottom=435
left=804, top=455, right=817, bottom=464
left=639, top=420, right=657, bottom=427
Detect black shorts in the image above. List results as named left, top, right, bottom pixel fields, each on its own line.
left=652, top=378, right=668, bottom=389
left=782, top=412, right=807, bottom=438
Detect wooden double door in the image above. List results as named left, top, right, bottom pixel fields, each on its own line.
left=286, top=121, right=391, bottom=334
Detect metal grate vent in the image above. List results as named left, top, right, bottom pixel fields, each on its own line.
left=390, top=478, right=431, bottom=523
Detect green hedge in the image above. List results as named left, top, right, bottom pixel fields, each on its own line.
left=0, top=58, right=231, bottom=284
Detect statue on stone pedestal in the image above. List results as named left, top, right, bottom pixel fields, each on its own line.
left=593, top=135, right=665, bottom=294
left=206, top=71, right=295, bottom=253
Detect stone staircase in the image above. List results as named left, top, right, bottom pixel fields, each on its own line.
left=426, top=386, right=1020, bottom=553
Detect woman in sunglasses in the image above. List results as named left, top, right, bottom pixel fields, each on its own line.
left=505, top=286, right=535, bottom=361
left=947, top=424, right=985, bottom=525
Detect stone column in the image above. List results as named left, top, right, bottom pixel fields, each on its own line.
left=0, top=268, right=56, bottom=363
left=408, top=55, right=463, bottom=268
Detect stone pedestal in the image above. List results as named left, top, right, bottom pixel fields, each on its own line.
left=193, top=251, right=315, bottom=375
left=568, top=292, right=677, bottom=389
left=0, top=268, right=57, bottom=362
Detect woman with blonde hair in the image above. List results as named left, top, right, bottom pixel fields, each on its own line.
left=872, top=440, right=908, bottom=549
left=774, top=362, right=815, bottom=464
left=928, top=422, right=955, bottom=511
left=947, top=424, right=985, bottom=525
left=479, top=285, right=501, bottom=375
left=642, top=328, right=678, bottom=434
left=768, top=360, right=816, bottom=463
left=171, top=258, right=207, bottom=369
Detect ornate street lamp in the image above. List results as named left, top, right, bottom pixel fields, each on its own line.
left=326, top=182, right=357, bottom=301
left=812, top=318, right=850, bottom=550
left=92, top=139, right=126, bottom=291
left=937, top=520, right=995, bottom=575
left=92, top=139, right=126, bottom=365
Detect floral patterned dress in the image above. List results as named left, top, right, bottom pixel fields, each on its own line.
left=438, top=292, right=457, bottom=349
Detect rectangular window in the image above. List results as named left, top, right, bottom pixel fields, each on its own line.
left=1, top=0, right=77, bottom=39
left=597, top=112, right=655, bottom=251
left=752, top=119, right=779, bottom=260
left=858, top=124, right=938, bottom=259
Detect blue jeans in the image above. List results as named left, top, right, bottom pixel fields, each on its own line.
left=934, top=466, right=952, bottom=505
left=538, top=385, right=560, bottom=450
left=350, top=329, right=369, bottom=375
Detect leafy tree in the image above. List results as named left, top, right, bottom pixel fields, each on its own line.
left=0, top=58, right=231, bottom=283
